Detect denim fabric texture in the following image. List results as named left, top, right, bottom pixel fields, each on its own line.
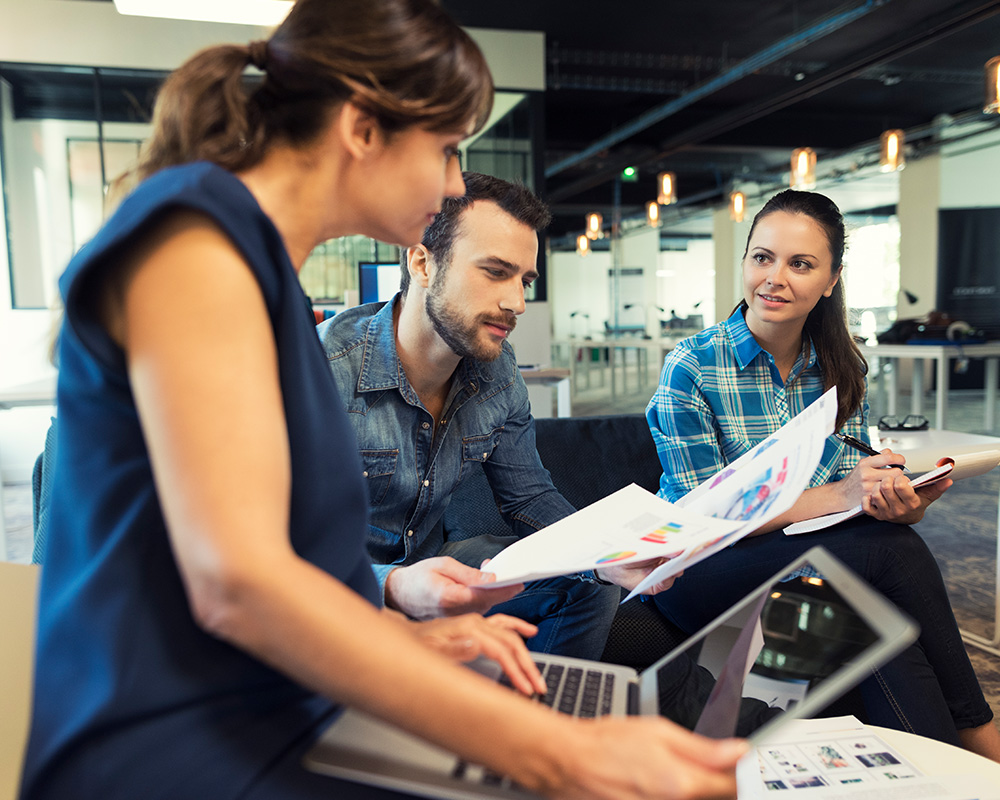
left=646, top=307, right=869, bottom=502
left=318, top=297, right=619, bottom=658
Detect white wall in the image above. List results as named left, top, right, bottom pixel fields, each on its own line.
left=940, top=126, right=1000, bottom=209
left=550, top=249, right=612, bottom=341
left=897, top=154, right=941, bottom=320
left=657, top=239, right=715, bottom=329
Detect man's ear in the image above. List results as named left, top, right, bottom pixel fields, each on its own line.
left=338, top=100, right=381, bottom=160
left=406, top=244, right=433, bottom=290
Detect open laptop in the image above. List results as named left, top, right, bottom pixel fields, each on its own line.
left=303, top=546, right=918, bottom=799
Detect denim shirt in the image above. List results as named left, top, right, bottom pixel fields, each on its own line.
left=318, top=297, right=575, bottom=597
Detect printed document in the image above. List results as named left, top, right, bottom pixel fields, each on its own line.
left=483, top=389, right=838, bottom=598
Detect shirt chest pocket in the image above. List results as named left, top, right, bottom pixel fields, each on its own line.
left=360, top=449, right=398, bottom=505
left=461, top=427, right=504, bottom=464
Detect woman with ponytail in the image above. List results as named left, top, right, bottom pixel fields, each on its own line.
left=647, top=189, right=1000, bottom=760
left=19, top=2, right=747, bottom=798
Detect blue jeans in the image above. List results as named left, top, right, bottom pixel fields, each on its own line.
left=653, top=517, right=993, bottom=745
left=440, top=534, right=621, bottom=661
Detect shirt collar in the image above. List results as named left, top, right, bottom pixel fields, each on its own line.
left=725, top=305, right=818, bottom=377
left=356, top=293, right=500, bottom=396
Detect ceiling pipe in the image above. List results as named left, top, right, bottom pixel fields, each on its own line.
left=548, top=0, right=1000, bottom=204
left=544, top=0, right=889, bottom=180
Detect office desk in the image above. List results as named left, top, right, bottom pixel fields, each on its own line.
left=520, top=367, right=571, bottom=418
left=858, top=342, right=1000, bottom=431
left=874, top=427, right=1000, bottom=656
left=553, top=337, right=677, bottom=399
left=0, top=375, right=57, bottom=559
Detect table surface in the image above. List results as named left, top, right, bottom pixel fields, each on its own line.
left=859, top=341, right=1000, bottom=358
left=871, top=427, right=1000, bottom=472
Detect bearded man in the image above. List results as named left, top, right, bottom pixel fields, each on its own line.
left=318, top=173, right=668, bottom=659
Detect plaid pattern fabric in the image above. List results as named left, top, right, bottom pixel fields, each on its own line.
left=646, top=308, right=868, bottom=503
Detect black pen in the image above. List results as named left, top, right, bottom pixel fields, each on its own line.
left=834, top=433, right=910, bottom=473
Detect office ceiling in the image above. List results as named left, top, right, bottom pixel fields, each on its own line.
left=7, top=0, right=1000, bottom=240
left=439, top=0, right=1000, bottom=237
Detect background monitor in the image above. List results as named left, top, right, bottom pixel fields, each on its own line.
left=358, top=261, right=402, bottom=304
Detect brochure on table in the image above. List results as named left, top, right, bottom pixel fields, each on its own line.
left=784, top=448, right=1000, bottom=535
left=739, top=716, right=1000, bottom=800
left=483, top=388, right=838, bottom=599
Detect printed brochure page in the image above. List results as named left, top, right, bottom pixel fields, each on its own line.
left=739, top=716, right=1000, bottom=800
left=484, top=389, right=838, bottom=594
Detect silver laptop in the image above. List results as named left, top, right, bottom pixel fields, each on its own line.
left=303, top=546, right=918, bottom=799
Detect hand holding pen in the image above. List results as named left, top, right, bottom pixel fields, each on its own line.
left=834, top=432, right=911, bottom=473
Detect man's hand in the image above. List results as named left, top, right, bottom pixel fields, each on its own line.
left=384, top=556, right=525, bottom=619
left=596, top=556, right=682, bottom=595
left=410, top=613, right=546, bottom=695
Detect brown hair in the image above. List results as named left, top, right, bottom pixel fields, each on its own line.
left=132, top=0, right=493, bottom=183
left=741, top=189, right=867, bottom=431
left=400, top=172, right=551, bottom=294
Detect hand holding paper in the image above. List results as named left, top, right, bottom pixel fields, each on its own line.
left=483, top=389, right=840, bottom=601
left=784, top=449, right=1000, bottom=535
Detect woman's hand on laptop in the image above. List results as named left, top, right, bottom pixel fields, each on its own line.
left=410, top=613, right=547, bottom=696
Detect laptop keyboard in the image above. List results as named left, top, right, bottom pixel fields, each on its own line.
left=452, top=660, right=618, bottom=792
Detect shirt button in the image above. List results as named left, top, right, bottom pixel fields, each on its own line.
left=423, top=480, right=429, bottom=487
left=362, top=470, right=368, bottom=477
left=421, top=421, right=430, bottom=429
left=407, top=529, right=414, bottom=537
left=482, top=452, right=488, bottom=459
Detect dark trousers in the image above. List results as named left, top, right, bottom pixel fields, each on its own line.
left=653, top=517, right=993, bottom=746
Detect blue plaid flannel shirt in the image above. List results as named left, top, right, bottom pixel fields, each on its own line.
left=645, top=307, right=869, bottom=505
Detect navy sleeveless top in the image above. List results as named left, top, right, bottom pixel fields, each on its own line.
left=21, top=163, right=379, bottom=799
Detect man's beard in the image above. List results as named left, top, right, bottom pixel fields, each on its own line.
left=426, top=278, right=516, bottom=362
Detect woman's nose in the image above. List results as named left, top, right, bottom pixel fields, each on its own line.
left=765, top=264, right=788, bottom=286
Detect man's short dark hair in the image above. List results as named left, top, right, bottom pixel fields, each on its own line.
left=399, top=172, right=551, bottom=294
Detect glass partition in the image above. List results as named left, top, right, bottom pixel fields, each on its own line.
left=1, top=67, right=545, bottom=310
left=0, top=64, right=160, bottom=309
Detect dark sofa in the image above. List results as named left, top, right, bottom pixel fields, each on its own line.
left=441, top=413, right=688, bottom=669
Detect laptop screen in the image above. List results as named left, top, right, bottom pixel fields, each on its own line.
left=642, top=549, right=917, bottom=743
